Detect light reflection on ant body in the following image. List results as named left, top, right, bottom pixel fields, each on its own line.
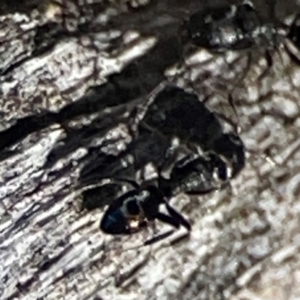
left=79, top=86, right=245, bottom=246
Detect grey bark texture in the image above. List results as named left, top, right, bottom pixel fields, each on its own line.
left=1, top=0, right=300, bottom=299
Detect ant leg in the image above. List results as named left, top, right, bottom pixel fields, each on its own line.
left=170, top=152, right=198, bottom=170
left=155, top=211, right=181, bottom=228
left=88, top=177, right=140, bottom=190
left=164, top=203, right=191, bottom=231
left=230, top=50, right=253, bottom=93
left=143, top=209, right=191, bottom=246
left=257, top=49, right=274, bottom=81
left=266, top=0, right=277, bottom=21
left=108, top=177, right=140, bottom=190
left=122, top=209, right=191, bottom=247
left=283, top=36, right=300, bottom=87
left=139, top=121, right=198, bottom=172
left=284, top=43, right=300, bottom=66
left=215, top=109, right=240, bottom=134
left=140, top=212, right=179, bottom=246
left=133, top=80, right=170, bottom=118
left=216, top=52, right=253, bottom=133
left=146, top=205, right=191, bottom=246
left=143, top=229, right=177, bottom=246
left=160, top=145, right=194, bottom=177
left=117, top=221, right=177, bottom=248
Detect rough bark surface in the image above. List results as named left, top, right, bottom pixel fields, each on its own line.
left=1, top=1, right=300, bottom=300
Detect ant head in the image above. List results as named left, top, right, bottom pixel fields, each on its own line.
left=100, top=205, right=131, bottom=235
left=100, top=186, right=165, bottom=235
left=212, top=133, right=245, bottom=177
left=100, top=189, right=147, bottom=235
left=183, top=4, right=233, bottom=49
left=183, top=1, right=262, bottom=52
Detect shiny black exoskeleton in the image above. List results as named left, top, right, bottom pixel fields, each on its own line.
left=141, top=86, right=245, bottom=178
left=100, top=184, right=191, bottom=245
left=81, top=85, right=245, bottom=243
left=183, top=1, right=300, bottom=58
left=99, top=149, right=236, bottom=242
left=80, top=85, right=245, bottom=200
left=184, top=2, right=263, bottom=52
left=159, top=152, right=232, bottom=197
left=100, top=87, right=245, bottom=241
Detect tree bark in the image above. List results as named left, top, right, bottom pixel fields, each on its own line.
left=1, top=1, right=300, bottom=299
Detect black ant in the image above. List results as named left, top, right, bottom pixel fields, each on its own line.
left=160, top=151, right=234, bottom=198
left=178, top=0, right=300, bottom=105
left=183, top=1, right=264, bottom=53
left=183, top=1, right=300, bottom=63
left=78, top=85, right=245, bottom=245
left=78, top=85, right=244, bottom=197
left=140, top=85, right=245, bottom=177
left=99, top=141, right=242, bottom=245
left=100, top=182, right=191, bottom=246
left=99, top=141, right=243, bottom=246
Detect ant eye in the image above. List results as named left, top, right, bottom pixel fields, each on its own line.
left=125, top=200, right=141, bottom=216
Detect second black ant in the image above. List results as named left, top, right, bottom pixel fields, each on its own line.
left=87, top=85, right=246, bottom=246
